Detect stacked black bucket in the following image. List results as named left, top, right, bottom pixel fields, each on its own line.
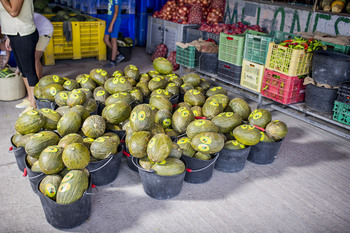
left=305, top=50, right=350, bottom=114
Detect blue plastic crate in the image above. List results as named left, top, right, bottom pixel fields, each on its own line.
left=120, top=14, right=136, bottom=42
left=121, top=0, right=135, bottom=14
left=135, top=13, right=151, bottom=47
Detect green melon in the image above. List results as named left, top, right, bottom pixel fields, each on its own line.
left=105, top=121, right=122, bottom=131
left=265, top=120, right=288, bottom=141
left=191, top=106, right=203, bottom=117
left=56, top=106, right=70, bottom=116
left=38, top=75, right=65, bottom=90
left=67, top=89, right=87, bottom=107
left=63, top=79, right=79, bottom=91
left=76, top=74, right=90, bottom=83
left=173, top=102, right=192, bottom=112
left=78, top=88, right=93, bottom=99
left=259, top=131, right=275, bottom=143
left=69, top=105, right=90, bottom=122
left=54, top=91, right=70, bottom=107
left=184, top=89, right=206, bottom=106
left=62, top=143, right=90, bottom=169
left=140, top=73, right=151, bottom=82
left=167, top=143, right=182, bottom=159
left=207, top=94, right=230, bottom=110
left=202, top=99, right=223, bottom=119
left=42, top=84, right=64, bottom=101
left=166, top=83, right=180, bottom=96
left=224, top=140, right=246, bottom=150
left=229, top=98, right=252, bottom=120
left=15, top=109, right=45, bottom=135
left=182, top=73, right=201, bottom=87
left=25, top=131, right=60, bottom=158
left=177, top=137, right=196, bottom=157
left=198, top=78, right=210, bottom=91
left=148, top=76, right=168, bottom=92
left=129, top=104, right=155, bottom=131
left=83, top=137, right=94, bottom=149
left=139, top=156, right=154, bottom=170
left=31, top=160, right=42, bottom=172
left=136, top=81, right=150, bottom=97
left=155, top=109, right=172, bottom=129
left=104, top=77, right=133, bottom=94
left=79, top=76, right=96, bottom=91
left=39, top=174, right=62, bottom=201
left=193, top=152, right=212, bottom=160
left=127, top=131, right=153, bottom=158
left=130, top=87, right=144, bottom=103
left=211, top=112, right=242, bottom=133
left=112, top=70, right=123, bottom=78
left=103, top=132, right=120, bottom=145
left=102, top=102, right=131, bottom=125
left=90, top=136, right=118, bottom=160
left=172, top=106, right=195, bottom=134
left=11, top=132, right=23, bottom=148
left=58, top=133, right=84, bottom=148
left=93, top=86, right=110, bottom=105
left=126, top=77, right=137, bottom=86
left=153, top=57, right=173, bottom=75
left=186, top=119, right=219, bottom=139
left=39, top=146, right=65, bottom=174
left=34, top=85, right=42, bottom=99
left=83, top=98, right=98, bottom=113
left=196, top=86, right=205, bottom=93
left=57, top=111, right=82, bottom=137
left=206, top=86, right=228, bottom=97
left=39, top=108, right=62, bottom=130
left=82, top=115, right=106, bottom=139
left=149, top=95, right=173, bottom=112
left=151, top=89, right=172, bottom=99
left=147, top=70, right=160, bottom=78
left=232, top=124, right=261, bottom=146
left=151, top=158, right=185, bottom=176
left=180, top=83, right=194, bottom=94
left=90, top=68, right=110, bottom=86
left=26, top=154, right=37, bottom=167
left=124, top=64, right=140, bottom=81
left=191, top=132, right=224, bottom=154
left=169, top=75, right=183, bottom=87
left=165, top=128, right=179, bottom=138
left=147, top=133, right=173, bottom=163
left=56, top=170, right=89, bottom=205
left=151, top=123, right=165, bottom=135
left=248, top=109, right=272, bottom=128
left=17, top=133, right=34, bottom=148
left=105, top=92, right=133, bottom=106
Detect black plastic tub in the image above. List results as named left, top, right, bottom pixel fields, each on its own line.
left=215, top=147, right=251, bottom=173
left=247, top=139, right=284, bottom=165
left=181, top=154, right=218, bottom=184
left=9, top=135, right=26, bottom=172
left=24, top=161, right=46, bottom=193
left=35, top=97, right=57, bottom=110
left=305, top=84, right=338, bottom=113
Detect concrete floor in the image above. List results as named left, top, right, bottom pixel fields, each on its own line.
left=1, top=47, right=350, bottom=233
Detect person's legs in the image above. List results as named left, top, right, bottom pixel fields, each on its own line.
left=104, top=34, right=112, bottom=49
left=35, top=50, right=44, bottom=80
left=111, top=37, right=118, bottom=61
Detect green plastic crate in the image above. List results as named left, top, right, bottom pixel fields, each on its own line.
left=271, top=31, right=298, bottom=44
left=218, top=30, right=266, bottom=66
left=321, top=41, right=350, bottom=55
left=176, top=45, right=199, bottom=68
left=243, top=33, right=275, bottom=65
left=333, top=101, right=350, bottom=126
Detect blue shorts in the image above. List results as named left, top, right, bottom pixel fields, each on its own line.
left=105, top=18, right=121, bottom=38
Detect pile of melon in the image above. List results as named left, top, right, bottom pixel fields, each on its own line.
left=12, top=57, right=288, bottom=202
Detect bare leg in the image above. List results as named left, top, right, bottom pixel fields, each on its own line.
left=104, top=34, right=112, bottom=50
left=35, top=50, right=44, bottom=80
left=22, top=77, right=30, bottom=102
left=28, top=85, right=36, bottom=108
left=111, top=37, right=119, bottom=61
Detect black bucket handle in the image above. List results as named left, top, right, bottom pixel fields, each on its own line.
left=88, top=154, right=114, bottom=173
left=86, top=184, right=99, bottom=195
left=185, top=153, right=219, bottom=173
left=8, top=146, right=22, bottom=153
left=28, top=172, right=45, bottom=180
left=131, top=156, right=155, bottom=173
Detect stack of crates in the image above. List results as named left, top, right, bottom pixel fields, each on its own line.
left=217, top=30, right=265, bottom=84
left=261, top=31, right=312, bottom=105
left=320, top=41, right=350, bottom=55
left=176, top=45, right=199, bottom=68
left=240, top=32, right=274, bottom=92
left=333, top=82, right=350, bottom=126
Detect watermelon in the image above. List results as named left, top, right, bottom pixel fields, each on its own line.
left=186, top=119, right=219, bottom=138
left=25, top=131, right=60, bottom=158
left=56, top=170, right=89, bottom=205
left=62, top=143, right=90, bottom=169
left=190, top=132, right=225, bottom=154
left=38, top=145, right=65, bottom=174
left=82, top=115, right=106, bottom=139
left=147, top=133, right=173, bottom=163
left=248, top=109, right=272, bottom=128
left=90, top=136, right=119, bottom=160
left=127, top=131, right=153, bottom=158
left=39, top=174, right=62, bottom=201
left=58, top=133, right=84, bottom=148
left=153, top=57, right=173, bottom=75
left=232, top=124, right=261, bottom=146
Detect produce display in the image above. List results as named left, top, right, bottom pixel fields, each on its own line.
left=318, top=0, right=350, bottom=13
left=199, top=22, right=263, bottom=35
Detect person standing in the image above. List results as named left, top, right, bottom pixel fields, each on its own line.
left=15, top=12, right=54, bottom=109
left=103, top=0, right=124, bottom=68
left=0, top=0, right=39, bottom=110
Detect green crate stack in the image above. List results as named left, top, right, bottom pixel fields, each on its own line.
left=176, top=45, right=198, bottom=68
left=321, top=41, right=350, bottom=55
left=333, top=101, right=350, bottom=126
left=243, top=33, right=275, bottom=65
left=271, top=31, right=298, bottom=44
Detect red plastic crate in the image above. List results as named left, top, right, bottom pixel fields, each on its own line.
left=261, top=68, right=306, bottom=105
